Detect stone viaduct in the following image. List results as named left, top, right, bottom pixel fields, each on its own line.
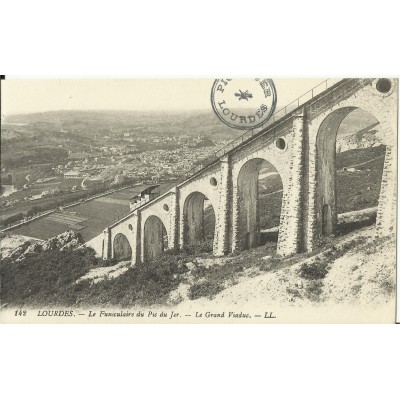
left=101, top=78, right=398, bottom=265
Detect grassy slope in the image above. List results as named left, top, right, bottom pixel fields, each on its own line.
left=2, top=223, right=395, bottom=309
left=172, top=226, right=396, bottom=314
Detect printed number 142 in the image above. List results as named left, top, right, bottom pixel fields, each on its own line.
left=15, top=310, right=27, bottom=316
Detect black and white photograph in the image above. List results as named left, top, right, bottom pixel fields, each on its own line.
left=1, top=2, right=400, bottom=400
left=0, top=77, right=397, bottom=323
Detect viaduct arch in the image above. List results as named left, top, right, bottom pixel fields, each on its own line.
left=237, top=158, right=283, bottom=250
left=102, top=78, right=397, bottom=266
left=183, top=191, right=216, bottom=247
left=143, top=215, right=168, bottom=262
left=315, top=107, right=382, bottom=237
left=113, top=233, right=132, bottom=261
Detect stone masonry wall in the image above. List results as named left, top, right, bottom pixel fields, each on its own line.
left=109, top=213, right=137, bottom=262
left=214, top=155, right=231, bottom=256
left=230, top=118, right=293, bottom=254
left=276, top=112, right=305, bottom=256
left=140, top=191, right=175, bottom=262
left=178, top=163, right=220, bottom=249
left=376, top=145, right=397, bottom=236
left=305, top=78, right=398, bottom=251
left=105, top=78, right=397, bottom=263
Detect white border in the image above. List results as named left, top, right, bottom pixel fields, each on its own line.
left=1, top=1, right=399, bottom=399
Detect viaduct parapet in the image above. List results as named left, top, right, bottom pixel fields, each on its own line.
left=102, top=78, right=398, bottom=265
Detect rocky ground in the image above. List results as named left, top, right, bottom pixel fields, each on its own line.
left=162, top=224, right=396, bottom=323
left=0, top=234, right=43, bottom=259
left=173, top=226, right=395, bottom=309
left=0, top=230, right=84, bottom=262
left=77, top=262, right=130, bottom=284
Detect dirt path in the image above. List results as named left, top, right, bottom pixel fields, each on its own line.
left=347, top=155, right=385, bottom=169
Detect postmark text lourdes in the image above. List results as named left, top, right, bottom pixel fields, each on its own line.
left=211, top=78, right=277, bottom=130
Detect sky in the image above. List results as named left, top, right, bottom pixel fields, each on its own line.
left=1, top=78, right=326, bottom=117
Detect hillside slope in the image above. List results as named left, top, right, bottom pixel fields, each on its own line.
left=172, top=224, right=395, bottom=322
left=1, top=208, right=395, bottom=323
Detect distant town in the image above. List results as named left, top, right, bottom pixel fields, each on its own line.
left=0, top=110, right=235, bottom=228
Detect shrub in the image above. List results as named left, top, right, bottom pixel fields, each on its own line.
left=351, top=284, right=362, bottom=296
left=0, top=247, right=97, bottom=307
left=298, top=261, right=329, bottom=280
left=0, top=248, right=187, bottom=308
left=286, top=287, right=303, bottom=299
left=26, top=205, right=43, bottom=218
left=304, top=281, right=324, bottom=301
left=380, top=279, right=395, bottom=296
left=188, top=280, right=223, bottom=300
left=164, top=247, right=184, bottom=256
left=181, top=240, right=213, bottom=255
left=95, top=254, right=186, bottom=307
left=3, top=212, right=25, bottom=226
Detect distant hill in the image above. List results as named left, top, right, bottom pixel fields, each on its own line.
left=2, top=108, right=383, bottom=171
left=3, top=110, right=239, bottom=141
left=1, top=110, right=240, bottom=169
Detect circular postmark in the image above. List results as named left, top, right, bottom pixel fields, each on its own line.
left=211, top=78, right=277, bottom=130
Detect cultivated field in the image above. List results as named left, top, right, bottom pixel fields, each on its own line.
left=6, top=186, right=150, bottom=241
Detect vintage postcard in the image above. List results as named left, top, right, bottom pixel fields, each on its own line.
left=0, top=77, right=397, bottom=323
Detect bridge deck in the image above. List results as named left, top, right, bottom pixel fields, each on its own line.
left=111, top=78, right=374, bottom=227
